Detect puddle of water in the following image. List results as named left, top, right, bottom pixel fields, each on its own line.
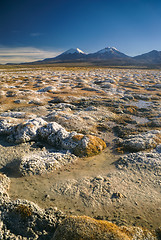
left=131, top=115, right=149, bottom=124
left=130, top=100, right=152, bottom=108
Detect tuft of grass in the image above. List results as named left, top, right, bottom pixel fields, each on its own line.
left=15, top=204, right=32, bottom=218
left=72, top=134, right=84, bottom=142
left=125, top=106, right=138, bottom=114
left=153, top=133, right=161, bottom=145
left=54, top=215, right=131, bottom=240
left=73, top=135, right=106, bottom=157
left=116, top=147, right=124, bottom=154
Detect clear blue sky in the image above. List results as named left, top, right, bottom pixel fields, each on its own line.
left=0, top=0, right=161, bottom=63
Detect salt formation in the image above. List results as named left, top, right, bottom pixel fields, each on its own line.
left=0, top=117, right=106, bottom=175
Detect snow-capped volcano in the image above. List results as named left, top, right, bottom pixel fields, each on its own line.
left=49, top=47, right=86, bottom=62
left=62, top=48, right=85, bottom=55
left=87, top=46, right=130, bottom=60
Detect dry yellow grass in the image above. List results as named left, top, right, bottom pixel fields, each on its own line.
left=52, top=216, right=131, bottom=240
left=73, top=135, right=106, bottom=157
left=52, top=215, right=158, bottom=240
left=15, top=204, right=32, bottom=218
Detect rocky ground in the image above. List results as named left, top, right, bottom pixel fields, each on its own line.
left=0, top=66, right=161, bottom=239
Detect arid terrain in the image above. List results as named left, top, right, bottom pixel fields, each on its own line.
left=0, top=66, right=161, bottom=239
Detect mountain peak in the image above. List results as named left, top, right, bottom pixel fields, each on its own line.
left=133, top=49, right=161, bottom=64
left=110, top=47, right=118, bottom=51
left=63, top=48, right=85, bottom=55
left=97, top=47, right=119, bottom=54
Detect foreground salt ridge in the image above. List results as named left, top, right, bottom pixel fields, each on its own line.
left=0, top=173, right=160, bottom=239
left=0, top=116, right=106, bottom=175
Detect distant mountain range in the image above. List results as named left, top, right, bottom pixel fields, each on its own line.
left=35, top=47, right=132, bottom=65
left=10, top=47, right=161, bottom=67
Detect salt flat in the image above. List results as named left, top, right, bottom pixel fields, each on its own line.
left=0, top=67, right=161, bottom=239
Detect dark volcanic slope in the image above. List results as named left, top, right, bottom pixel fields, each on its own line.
left=133, top=50, right=161, bottom=64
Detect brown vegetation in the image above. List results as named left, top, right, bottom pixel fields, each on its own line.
left=15, top=204, right=32, bottom=218
left=52, top=215, right=157, bottom=240
left=73, top=135, right=106, bottom=157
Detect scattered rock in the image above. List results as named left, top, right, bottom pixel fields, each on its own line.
left=37, top=86, right=56, bottom=92
left=14, top=99, right=27, bottom=104
left=111, top=192, right=124, bottom=199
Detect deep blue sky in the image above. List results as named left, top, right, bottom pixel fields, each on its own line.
left=0, top=0, right=161, bottom=63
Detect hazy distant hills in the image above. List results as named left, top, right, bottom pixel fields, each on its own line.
left=15, top=47, right=161, bottom=67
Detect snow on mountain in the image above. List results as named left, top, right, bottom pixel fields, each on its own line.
left=63, top=48, right=85, bottom=55
left=97, top=47, right=119, bottom=54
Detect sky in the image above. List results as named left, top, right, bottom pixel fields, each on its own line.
left=0, top=0, right=161, bottom=63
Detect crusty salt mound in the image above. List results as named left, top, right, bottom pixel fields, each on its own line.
left=117, top=130, right=161, bottom=152
left=0, top=117, right=106, bottom=175
left=0, top=117, right=106, bottom=157
left=20, top=151, right=77, bottom=175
